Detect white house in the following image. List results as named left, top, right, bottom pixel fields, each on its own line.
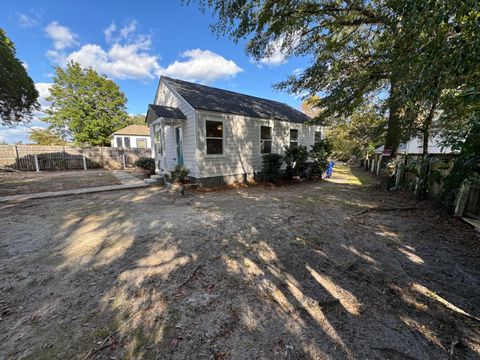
left=111, top=125, right=151, bottom=149
left=146, top=76, right=323, bottom=185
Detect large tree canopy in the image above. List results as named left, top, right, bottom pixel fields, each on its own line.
left=0, top=28, right=38, bottom=125
left=193, top=0, right=479, bottom=161
left=28, top=128, right=67, bottom=146
left=45, top=62, right=128, bottom=146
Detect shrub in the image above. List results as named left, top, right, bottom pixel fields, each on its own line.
left=134, top=157, right=155, bottom=174
left=309, top=139, right=333, bottom=176
left=284, top=144, right=308, bottom=178
left=262, top=153, right=283, bottom=182
left=171, top=165, right=190, bottom=182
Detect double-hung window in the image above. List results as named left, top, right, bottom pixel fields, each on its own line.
left=206, top=120, right=223, bottom=155
left=124, top=137, right=131, bottom=148
left=290, top=129, right=299, bottom=147
left=314, top=131, right=322, bottom=144
left=260, top=126, right=272, bottom=154
left=116, top=137, right=123, bottom=147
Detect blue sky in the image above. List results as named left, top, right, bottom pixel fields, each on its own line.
left=0, top=0, right=310, bottom=143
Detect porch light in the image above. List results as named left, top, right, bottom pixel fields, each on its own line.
left=217, top=124, right=223, bottom=131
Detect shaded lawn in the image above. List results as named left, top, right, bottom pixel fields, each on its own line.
left=0, top=169, right=121, bottom=196
left=0, top=165, right=479, bottom=359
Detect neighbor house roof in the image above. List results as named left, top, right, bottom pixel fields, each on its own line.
left=163, top=77, right=311, bottom=124
left=113, top=125, right=150, bottom=136
left=146, top=104, right=187, bottom=123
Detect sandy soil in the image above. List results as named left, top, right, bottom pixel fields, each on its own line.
left=0, top=170, right=121, bottom=196
left=1, top=165, right=479, bottom=360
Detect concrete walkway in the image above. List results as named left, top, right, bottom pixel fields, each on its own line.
left=0, top=171, right=148, bottom=203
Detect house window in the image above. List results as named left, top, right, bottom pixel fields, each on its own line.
left=290, top=129, right=299, bottom=147
left=116, top=137, right=123, bottom=147
left=260, top=126, right=272, bottom=154
left=137, top=138, right=147, bottom=149
left=124, top=137, right=131, bottom=148
left=315, top=131, right=322, bottom=144
left=206, top=120, right=223, bottom=155
left=154, top=126, right=163, bottom=155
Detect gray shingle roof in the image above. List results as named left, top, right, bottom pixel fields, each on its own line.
left=146, top=104, right=186, bottom=123
left=164, top=77, right=310, bottom=124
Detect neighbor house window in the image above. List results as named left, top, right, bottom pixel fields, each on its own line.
left=260, top=126, right=272, bottom=154
left=315, top=131, right=322, bottom=144
left=290, top=129, right=299, bottom=147
left=206, top=120, right=223, bottom=155
left=116, top=137, right=123, bottom=147
left=137, top=138, right=147, bottom=149
left=124, top=137, right=131, bottom=148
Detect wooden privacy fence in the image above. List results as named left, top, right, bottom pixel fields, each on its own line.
left=0, top=145, right=151, bottom=171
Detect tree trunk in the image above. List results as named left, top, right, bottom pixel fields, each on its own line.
left=379, top=77, right=401, bottom=182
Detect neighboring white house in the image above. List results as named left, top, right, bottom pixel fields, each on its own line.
left=111, top=125, right=151, bottom=149
left=146, top=76, right=323, bottom=185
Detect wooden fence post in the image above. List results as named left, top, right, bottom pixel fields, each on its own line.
left=122, top=152, right=127, bottom=169
left=14, top=145, right=19, bottom=170
left=34, top=154, right=40, bottom=172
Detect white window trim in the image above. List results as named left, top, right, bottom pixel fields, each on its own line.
left=205, top=118, right=225, bottom=158
left=260, top=125, right=273, bottom=155
left=123, top=136, right=131, bottom=148
left=314, top=130, right=322, bottom=144
left=115, top=136, right=123, bottom=148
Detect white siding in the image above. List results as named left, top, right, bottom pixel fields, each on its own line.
left=151, top=80, right=198, bottom=177
left=195, top=109, right=322, bottom=179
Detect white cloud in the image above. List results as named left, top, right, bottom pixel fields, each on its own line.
left=18, top=13, right=39, bottom=27
left=257, top=33, right=302, bottom=67
left=35, top=83, right=53, bottom=109
left=292, top=68, right=303, bottom=76
left=45, top=21, right=78, bottom=50
left=157, top=49, right=243, bottom=83
left=44, top=20, right=242, bottom=83
left=22, top=61, right=29, bottom=70
left=67, top=42, right=160, bottom=80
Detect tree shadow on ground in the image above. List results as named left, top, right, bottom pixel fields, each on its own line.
left=0, top=167, right=479, bottom=359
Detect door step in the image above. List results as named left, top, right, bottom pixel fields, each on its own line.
left=144, top=174, right=165, bottom=185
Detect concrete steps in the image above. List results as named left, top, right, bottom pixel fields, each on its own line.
left=144, top=174, right=165, bottom=185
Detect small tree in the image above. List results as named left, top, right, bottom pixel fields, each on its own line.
left=284, top=145, right=308, bottom=178
left=310, top=139, right=333, bottom=176
left=29, top=128, right=66, bottom=145
left=262, top=153, right=283, bottom=182
left=45, top=61, right=128, bottom=146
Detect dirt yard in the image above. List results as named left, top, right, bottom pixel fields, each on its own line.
left=0, top=170, right=121, bottom=196
left=1, top=165, right=479, bottom=359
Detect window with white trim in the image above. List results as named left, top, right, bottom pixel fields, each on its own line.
left=314, top=131, right=322, bottom=144
left=116, top=137, right=123, bottom=147
left=260, top=126, right=272, bottom=154
left=290, top=129, right=299, bottom=147
left=124, top=137, right=131, bottom=148
left=206, top=120, right=223, bottom=155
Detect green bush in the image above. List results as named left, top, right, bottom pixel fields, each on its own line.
left=284, top=144, right=308, bottom=178
left=309, top=139, right=333, bottom=176
left=171, top=165, right=190, bottom=182
left=134, top=157, right=155, bottom=174
left=262, top=153, right=283, bottom=182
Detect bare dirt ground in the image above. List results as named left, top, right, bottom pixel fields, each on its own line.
left=1, top=165, right=479, bottom=360
left=0, top=170, right=121, bottom=196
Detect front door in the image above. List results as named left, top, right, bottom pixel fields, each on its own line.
left=175, top=127, right=184, bottom=166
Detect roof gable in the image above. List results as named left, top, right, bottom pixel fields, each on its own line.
left=162, top=77, right=311, bottom=124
